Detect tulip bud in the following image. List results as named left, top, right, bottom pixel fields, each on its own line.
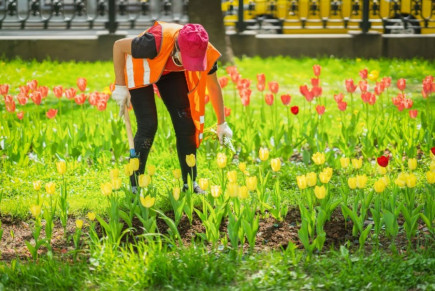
left=406, top=173, right=417, bottom=188
left=110, top=168, right=120, bottom=179
left=408, top=158, right=417, bottom=171
left=33, top=180, right=42, bottom=191
left=56, top=160, right=66, bottom=175
left=172, top=187, right=180, bottom=201
left=377, top=165, right=387, bottom=175
left=319, top=171, right=332, bottom=184
left=129, top=158, right=139, bottom=171
left=75, top=219, right=84, bottom=229
left=340, top=157, right=350, bottom=168
left=217, top=153, right=227, bottom=168
left=238, top=185, right=249, bottom=199
left=297, top=175, right=308, bottom=190
left=211, top=185, right=221, bottom=198
left=271, top=158, right=281, bottom=172
left=356, top=175, right=368, bottom=189
left=226, top=183, right=239, bottom=198
left=173, top=169, right=181, bottom=180
left=238, top=162, right=247, bottom=172
left=314, top=185, right=326, bottom=199
left=139, top=174, right=151, bottom=188
left=306, top=172, right=317, bottom=187
left=198, top=178, right=209, bottom=191
left=312, top=152, right=326, bottom=165
left=124, top=164, right=133, bottom=176
left=374, top=179, right=386, bottom=193
left=111, top=178, right=122, bottom=190
left=30, top=205, right=42, bottom=218
left=426, top=171, right=435, bottom=184
left=101, top=182, right=113, bottom=195
left=351, top=158, right=363, bottom=169
left=140, top=195, right=155, bottom=208
left=45, top=182, right=56, bottom=195
left=87, top=212, right=96, bottom=221
left=348, top=177, right=357, bottom=189
left=185, top=154, right=196, bottom=168
left=259, top=148, right=269, bottom=161
left=430, top=160, right=435, bottom=171
left=395, top=173, right=407, bottom=188
left=246, top=176, right=258, bottom=191
left=227, top=170, right=238, bottom=183
left=147, top=165, right=156, bottom=176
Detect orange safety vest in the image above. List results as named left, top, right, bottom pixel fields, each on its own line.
left=124, top=21, right=221, bottom=148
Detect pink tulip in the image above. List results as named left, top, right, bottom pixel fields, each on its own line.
left=6, top=100, right=16, bottom=112
left=17, top=93, right=28, bottom=105
left=316, top=105, right=325, bottom=115
left=382, top=77, right=392, bottom=88
left=359, top=80, right=368, bottom=93
left=46, top=109, right=58, bottom=119
left=96, top=101, right=107, bottom=111
left=312, top=86, right=322, bottom=98
left=338, top=101, right=347, bottom=111
left=74, top=93, right=87, bottom=105
left=397, top=78, right=406, bottom=91
left=38, top=86, right=49, bottom=98
left=88, top=92, right=99, bottom=106
left=30, top=91, right=42, bottom=105
left=230, top=72, right=240, bottom=84
left=257, top=83, right=265, bottom=92
left=345, top=79, right=357, bottom=93
left=359, top=69, right=368, bottom=79
left=311, top=78, right=319, bottom=87
left=313, top=64, right=321, bottom=77
left=4, top=95, right=13, bottom=103
left=257, top=73, right=265, bottom=85
left=77, top=77, right=87, bottom=92
left=334, top=93, right=344, bottom=103
left=64, top=88, right=77, bottom=100
left=226, top=66, right=238, bottom=76
left=17, top=111, right=24, bottom=120
left=0, top=84, right=10, bottom=96
left=403, top=98, right=413, bottom=109
left=20, top=85, right=30, bottom=96
left=268, top=81, right=279, bottom=94
left=53, top=86, right=63, bottom=98
left=27, top=80, right=38, bottom=91
left=265, top=93, right=274, bottom=105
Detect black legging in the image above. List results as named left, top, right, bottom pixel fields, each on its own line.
left=129, top=71, right=197, bottom=186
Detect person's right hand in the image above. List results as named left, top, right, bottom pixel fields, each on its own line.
left=112, top=85, right=130, bottom=117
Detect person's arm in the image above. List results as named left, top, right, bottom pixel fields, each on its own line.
left=113, top=38, right=133, bottom=85
left=206, top=72, right=225, bottom=125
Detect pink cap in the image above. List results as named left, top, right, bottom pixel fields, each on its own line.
left=178, top=23, right=209, bottom=71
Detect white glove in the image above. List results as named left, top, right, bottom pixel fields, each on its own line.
left=112, top=85, right=130, bottom=117
left=217, top=122, right=233, bottom=145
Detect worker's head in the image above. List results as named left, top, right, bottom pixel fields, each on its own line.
left=177, top=23, right=209, bottom=71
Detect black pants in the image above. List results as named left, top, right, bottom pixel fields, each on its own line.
left=129, top=71, right=197, bottom=186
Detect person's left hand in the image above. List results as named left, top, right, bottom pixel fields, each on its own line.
left=217, top=122, right=233, bottom=145
left=112, top=85, right=131, bottom=117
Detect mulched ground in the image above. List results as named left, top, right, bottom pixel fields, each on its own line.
left=0, top=208, right=431, bottom=262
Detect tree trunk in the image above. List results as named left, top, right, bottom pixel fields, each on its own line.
left=187, top=0, right=234, bottom=65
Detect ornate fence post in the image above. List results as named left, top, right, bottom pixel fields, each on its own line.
left=236, top=0, right=244, bottom=33
left=360, top=0, right=371, bottom=33
left=106, top=0, right=118, bottom=33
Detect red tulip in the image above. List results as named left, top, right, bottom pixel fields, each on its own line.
left=74, top=93, right=87, bottom=105
left=359, top=69, right=368, bottom=79
left=17, top=111, right=24, bottom=120
left=422, top=89, right=428, bottom=99
left=237, top=78, right=251, bottom=90
left=96, top=101, right=107, bottom=111
left=313, top=64, right=321, bottom=77
left=431, top=147, right=435, bottom=155
left=240, top=88, right=251, bottom=106
left=334, top=93, right=344, bottom=103
left=377, top=155, right=389, bottom=167
left=422, top=76, right=433, bottom=94
left=100, top=92, right=110, bottom=102
left=409, top=109, right=418, bottom=119
left=204, top=95, right=210, bottom=104
left=0, top=84, right=9, bottom=96
left=257, top=83, right=265, bottom=92
left=53, top=86, right=63, bottom=98
left=337, top=101, right=347, bottom=111
left=17, top=93, right=28, bottom=105
left=46, top=109, right=58, bottom=119
left=397, top=78, right=406, bottom=91
left=88, top=92, right=99, bottom=106
left=27, top=80, right=38, bottom=91
left=241, top=95, right=250, bottom=106
left=316, top=105, right=325, bottom=115
left=311, top=78, right=319, bottom=87
left=361, top=92, right=376, bottom=105
left=268, top=81, right=279, bottom=94
left=265, top=93, right=274, bottom=105
left=382, top=77, right=392, bottom=88
left=230, top=72, right=240, bottom=84
left=224, top=106, right=231, bottom=117
left=64, top=88, right=77, bottom=100
left=291, top=106, right=299, bottom=115
left=280, top=94, right=291, bottom=106
left=30, top=91, right=42, bottom=105
left=345, top=79, right=357, bottom=93
left=312, top=86, right=322, bottom=98
left=226, top=66, right=238, bottom=76
left=4, top=95, right=13, bottom=103
left=299, top=85, right=309, bottom=96
left=359, top=80, right=368, bottom=93
left=257, top=73, right=265, bottom=85
left=20, top=85, right=30, bottom=96
left=403, top=98, right=413, bottom=109
left=374, top=82, right=385, bottom=96
left=218, top=76, right=228, bottom=89
left=38, top=86, right=49, bottom=98
left=77, top=77, right=87, bottom=92
left=5, top=100, right=16, bottom=112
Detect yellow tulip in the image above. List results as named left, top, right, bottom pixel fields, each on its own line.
left=227, top=170, right=237, bottom=183
left=226, top=183, right=239, bottom=198
left=211, top=185, right=221, bottom=198
left=110, top=168, right=120, bottom=179
left=173, top=169, right=181, bottom=180
left=140, top=195, right=155, bottom=208
left=124, top=164, right=133, bottom=176
left=111, top=178, right=122, bottom=190
left=172, top=187, right=180, bottom=201
left=340, top=157, right=350, bottom=169
left=186, top=154, right=196, bottom=168
left=75, top=219, right=84, bottom=229
left=314, top=185, right=326, bottom=199
left=33, top=180, right=42, bottom=191
left=138, top=174, right=151, bottom=188
left=87, top=212, right=96, bottom=221
left=348, top=177, right=357, bottom=190
left=246, top=176, right=258, bottom=191
left=238, top=185, right=249, bottom=199
left=306, top=172, right=317, bottom=187
left=368, top=70, right=379, bottom=81
left=377, top=165, right=387, bottom=175
left=259, top=147, right=269, bottom=161
left=198, top=178, right=209, bottom=190
left=406, top=173, right=417, bottom=188
left=380, top=176, right=390, bottom=187
left=296, top=175, right=308, bottom=190
left=374, top=179, right=386, bottom=193
left=426, top=171, right=435, bottom=184
left=30, top=205, right=41, bottom=218
left=356, top=175, right=368, bottom=189
left=271, top=158, right=281, bottom=172
left=147, top=165, right=156, bottom=176
left=408, top=158, right=417, bottom=171
left=319, top=171, right=331, bottom=184
left=101, top=182, right=112, bottom=196
left=56, top=160, right=66, bottom=175
left=129, top=158, right=139, bottom=171
left=217, top=153, right=227, bottom=168
left=45, top=182, right=56, bottom=195
left=238, top=162, right=247, bottom=172
left=352, top=158, right=363, bottom=169
left=430, top=160, right=435, bottom=172
left=394, top=173, right=407, bottom=188
left=312, top=152, right=325, bottom=165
